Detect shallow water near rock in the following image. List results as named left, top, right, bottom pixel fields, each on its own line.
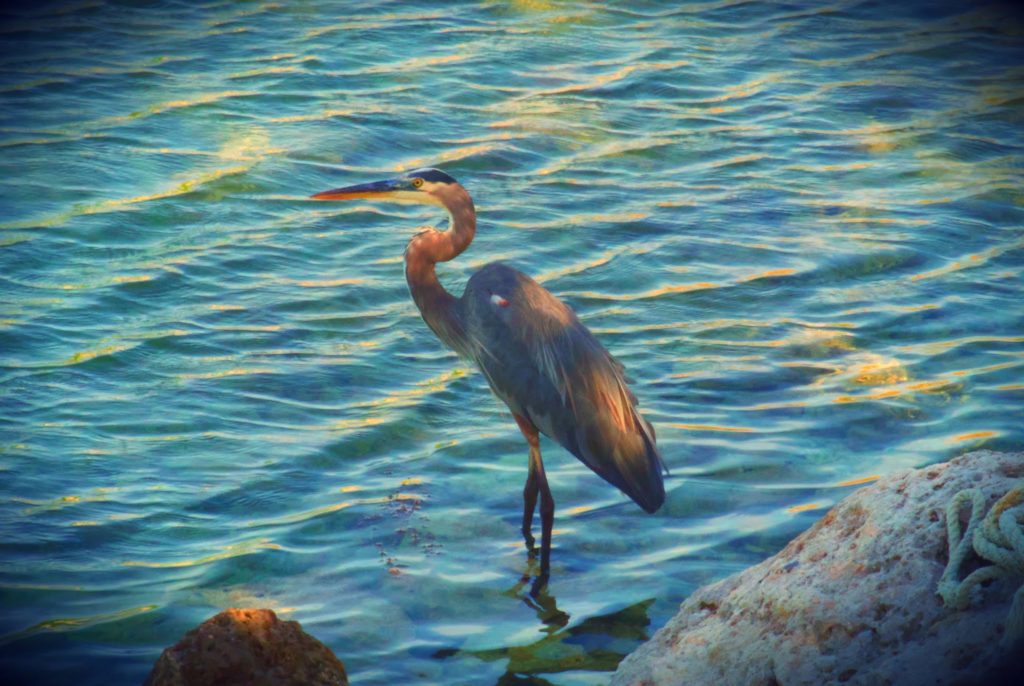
left=1, top=1, right=1023, bottom=684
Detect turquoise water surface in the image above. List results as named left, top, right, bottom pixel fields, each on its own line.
left=2, top=1, right=1023, bottom=684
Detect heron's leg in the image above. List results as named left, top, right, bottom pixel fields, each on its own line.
left=512, top=414, right=554, bottom=593
left=522, top=462, right=539, bottom=551
left=513, top=414, right=540, bottom=551
left=534, top=448, right=555, bottom=590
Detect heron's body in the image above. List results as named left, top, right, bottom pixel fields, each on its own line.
left=461, top=263, right=665, bottom=513
left=312, top=168, right=665, bottom=589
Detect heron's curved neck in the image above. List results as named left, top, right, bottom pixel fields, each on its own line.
left=404, top=184, right=476, bottom=354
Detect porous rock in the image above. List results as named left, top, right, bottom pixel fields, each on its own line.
left=613, top=450, right=1024, bottom=686
left=144, top=608, right=348, bottom=686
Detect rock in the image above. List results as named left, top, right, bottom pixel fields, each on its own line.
left=144, top=608, right=348, bottom=686
left=612, top=450, right=1024, bottom=686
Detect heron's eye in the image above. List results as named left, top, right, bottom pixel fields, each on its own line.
left=412, top=178, right=424, bottom=188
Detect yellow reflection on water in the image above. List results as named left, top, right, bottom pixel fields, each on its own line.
left=294, top=278, right=365, bottom=288
left=740, top=267, right=796, bottom=282
left=64, top=343, right=133, bottom=365
left=394, top=143, right=498, bottom=172
left=850, top=359, right=909, bottom=386
left=16, top=274, right=152, bottom=291
left=246, top=502, right=353, bottom=528
left=348, top=368, right=470, bottom=411
left=227, top=65, right=304, bottom=80
left=207, top=324, right=282, bottom=332
left=839, top=302, right=939, bottom=316
left=177, top=367, right=276, bottom=380
left=27, top=605, right=158, bottom=634
left=257, top=53, right=297, bottom=62
left=953, top=430, right=996, bottom=442
left=705, top=75, right=779, bottom=103
left=122, top=90, right=255, bottom=121
left=367, top=53, right=470, bottom=75
left=123, top=538, right=281, bottom=568
left=909, top=241, right=1022, bottom=282
left=329, top=417, right=385, bottom=431
left=528, top=60, right=690, bottom=98
left=506, top=211, right=649, bottom=230
left=269, top=108, right=361, bottom=123
left=508, top=0, right=560, bottom=10
left=834, top=376, right=960, bottom=404
left=112, top=274, right=155, bottom=284
left=535, top=138, right=676, bottom=176
left=899, top=335, right=1024, bottom=355
left=786, top=502, right=824, bottom=514
left=669, top=423, right=755, bottom=433
left=836, top=475, right=880, bottom=487
left=216, top=126, right=282, bottom=160
left=567, top=281, right=718, bottom=302
left=825, top=216, right=928, bottom=227
left=486, top=96, right=609, bottom=148
left=786, top=161, right=875, bottom=173
left=851, top=122, right=900, bottom=153
left=834, top=388, right=893, bottom=403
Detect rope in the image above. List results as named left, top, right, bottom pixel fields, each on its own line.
left=937, top=483, right=1024, bottom=647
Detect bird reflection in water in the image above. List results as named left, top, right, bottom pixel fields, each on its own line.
left=312, top=169, right=667, bottom=595
left=433, top=593, right=655, bottom=685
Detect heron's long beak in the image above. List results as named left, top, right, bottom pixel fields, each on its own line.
left=311, top=178, right=403, bottom=201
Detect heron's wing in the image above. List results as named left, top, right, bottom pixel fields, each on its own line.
left=463, top=263, right=665, bottom=512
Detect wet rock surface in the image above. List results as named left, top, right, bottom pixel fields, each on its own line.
left=144, top=608, right=348, bottom=686
left=613, top=450, right=1024, bottom=686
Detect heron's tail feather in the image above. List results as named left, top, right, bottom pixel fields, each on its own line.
left=577, top=409, right=665, bottom=514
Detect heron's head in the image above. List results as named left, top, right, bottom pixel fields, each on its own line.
left=311, top=168, right=459, bottom=208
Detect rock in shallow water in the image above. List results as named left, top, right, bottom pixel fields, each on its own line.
left=144, top=608, right=348, bottom=686
left=612, top=450, right=1024, bottom=686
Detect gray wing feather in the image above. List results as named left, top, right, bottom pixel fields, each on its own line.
left=461, top=262, right=665, bottom=512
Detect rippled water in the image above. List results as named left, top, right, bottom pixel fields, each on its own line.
left=1, top=1, right=1023, bottom=683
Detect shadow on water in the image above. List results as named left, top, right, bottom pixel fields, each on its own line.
left=434, top=588, right=654, bottom=685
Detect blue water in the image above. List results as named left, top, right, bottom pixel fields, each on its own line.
left=1, top=1, right=1023, bottom=683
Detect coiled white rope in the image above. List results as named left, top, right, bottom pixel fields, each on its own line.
left=937, top=483, right=1024, bottom=647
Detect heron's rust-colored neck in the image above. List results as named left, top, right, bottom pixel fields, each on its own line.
left=404, top=183, right=476, bottom=355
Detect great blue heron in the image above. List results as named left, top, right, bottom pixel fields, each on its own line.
left=312, top=168, right=666, bottom=589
